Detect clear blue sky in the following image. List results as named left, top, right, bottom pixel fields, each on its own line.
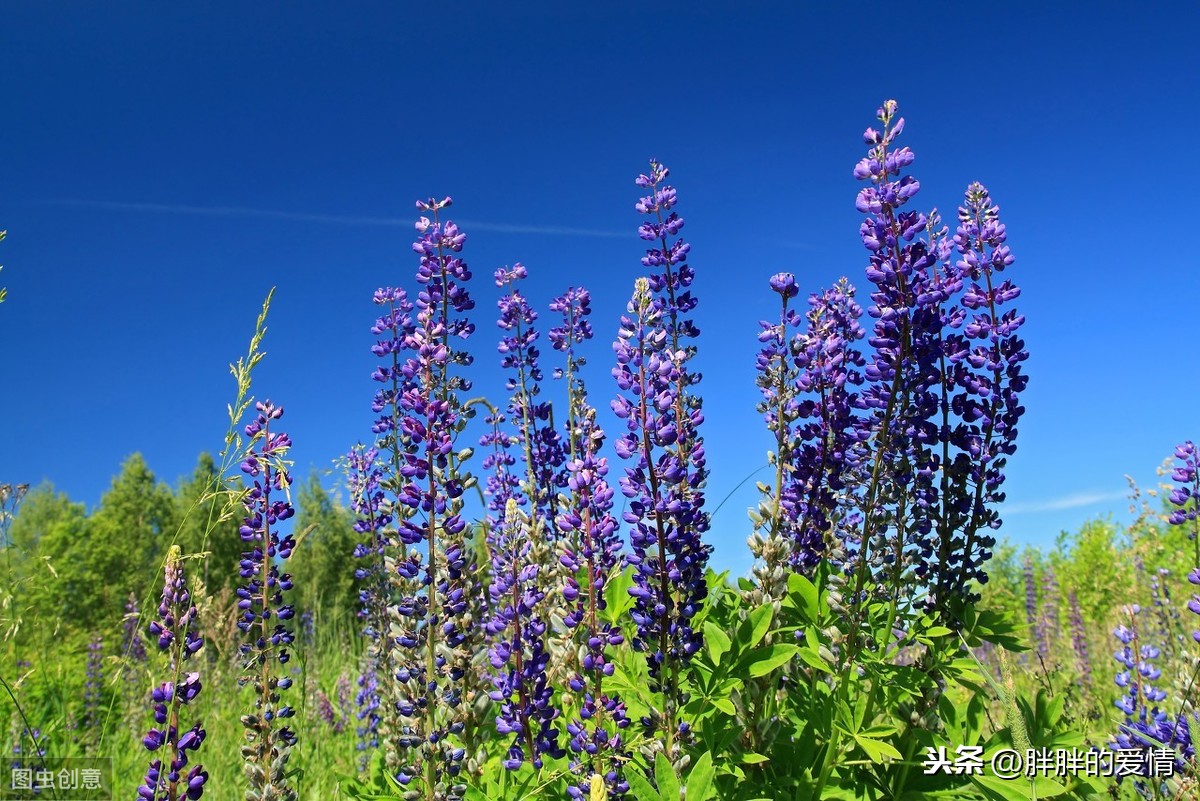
left=2, top=3, right=1197, bottom=578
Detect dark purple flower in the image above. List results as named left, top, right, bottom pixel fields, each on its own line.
left=139, top=546, right=206, bottom=801
left=344, top=444, right=394, bottom=768
left=1168, top=441, right=1199, bottom=564
left=484, top=499, right=564, bottom=769
left=124, top=592, right=148, bottom=663
left=493, top=264, right=566, bottom=533
left=847, top=101, right=1027, bottom=621
left=1109, top=605, right=1192, bottom=777
left=237, top=400, right=298, bottom=801
left=621, top=165, right=712, bottom=736
left=612, top=281, right=709, bottom=757
left=382, top=198, right=479, bottom=793
left=549, top=284, right=630, bottom=796
left=751, top=275, right=867, bottom=591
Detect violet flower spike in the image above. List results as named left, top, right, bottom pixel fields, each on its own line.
left=1168, top=440, right=1200, bottom=566
left=386, top=199, right=479, bottom=797
left=138, top=545, right=208, bottom=801
left=237, top=400, right=298, bottom=801
left=550, top=284, right=630, bottom=796
left=484, top=499, right=564, bottom=770
left=1108, top=605, right=1192, bottom=778
left=612, top=274, right=709, bottom=759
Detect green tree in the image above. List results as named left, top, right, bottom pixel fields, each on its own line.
left=289, top=471, right=359, bottom=630
left=79, top=454, right=176, bottom=628
left=3, top=483, right=89, bottom=642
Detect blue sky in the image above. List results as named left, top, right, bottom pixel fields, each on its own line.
left=1, top=3, right=1197, bottom=577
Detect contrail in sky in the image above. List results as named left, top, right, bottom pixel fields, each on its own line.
left=1002, top=489, right=1128, bottom=515
left=45, top=199, right=629, bottom=239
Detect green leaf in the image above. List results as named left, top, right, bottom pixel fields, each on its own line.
left=744, top=644, right=800, bottom=677
left=787, top=572, right=820, bottom=621
left=625, top=767, right=660, bottom=801
left=713, top=697, right=736, bottom=716
left=603, top=567, right=635, bottom=622
left=924, top=626, right=953, bottom=638
left=744, top=603, right=774, bottom=650
left=704, top=621, right=732, bottom=665
left=796, top=645, right=833, bottom=674
left=853, top=734, right=902, bottom=763
left=685, top=752, right=715, bottom=800
left=738, top=752, right=769, bottom=765
left=973, top=775, right=1067, bottom=800
left=655, top=752, right=681, bottom=801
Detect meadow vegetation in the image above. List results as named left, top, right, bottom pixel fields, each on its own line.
left=3, top=100, right=1198, bottom=800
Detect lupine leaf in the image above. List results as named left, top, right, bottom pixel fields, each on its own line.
left=685, top=752, right=715, bottom=800
left=853, top=734, right=902, bottom=762
left=655, top=751, right=681, bottom=801
left=744, top=644, right=799, bottom=677
left=744, top=603, right=774, bottom=650
left=625, top=766, right=660, bottom=801
left=704, top=620, right=731, bottom=664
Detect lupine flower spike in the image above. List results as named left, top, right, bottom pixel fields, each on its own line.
left=1168, top=440, right=1200, bottom=566
left=387, top=197, right=479, bottom=800
left=237, top=400, right=298, bottom=801
left=485, top=499, right=563, bottom=770
left=138, top=545, right=208, bottom=801
left=550, top=285, right=630, bottom=797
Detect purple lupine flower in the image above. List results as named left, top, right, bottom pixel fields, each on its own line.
left=1168, top=441, right=1200, bottom=565
left=354, top=667, right=381, bottom=769
left=138, top=545, right=208, bottom=801
left=558, top=449, right=630, bottom=798
left=495, top=264, right=566, bottom=532
left=237, top=400, right=298, bottom=801
left=786, top=279, right=868, bottom=571
left=384, top=197, right=479, bottom=795
left=624, top=164, right=712, bottom=691
left=550, top=285, right=630, bottom=797
left=1185, top=569, right=1200, bottom=646
left=748, top=273, right=806, bottom=597
left=1066, top=590, right=1092, bottom=688
left=315, top=690, right=345, bottom=735
left=849, top=100, right=945, bottom=599
left=124, top=592, right=148, bottom=663
left=1022, top=556, right=1042, bottom=658
left=849, top=101, right=1027, bottom=620
left=1147, top=567, right=1185, bottom=662
left=1036, top=565, right=1059, bottom=662
left=344, top=444, right=395, bottom=768
left=612, top=274, right=710, bottom=756
left=481, top=411, right=523, bottom=521
left=484, top=499, right=563, bottom=769
left=335, top=672, right=353, bottom=727
left=11, top=726, right=47, bottom=790
left=934, top=181, right=1027, bottom=603
left=633, top=160, right=708, bottom=508
left=1110, top=605, right=1193, bottom=779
